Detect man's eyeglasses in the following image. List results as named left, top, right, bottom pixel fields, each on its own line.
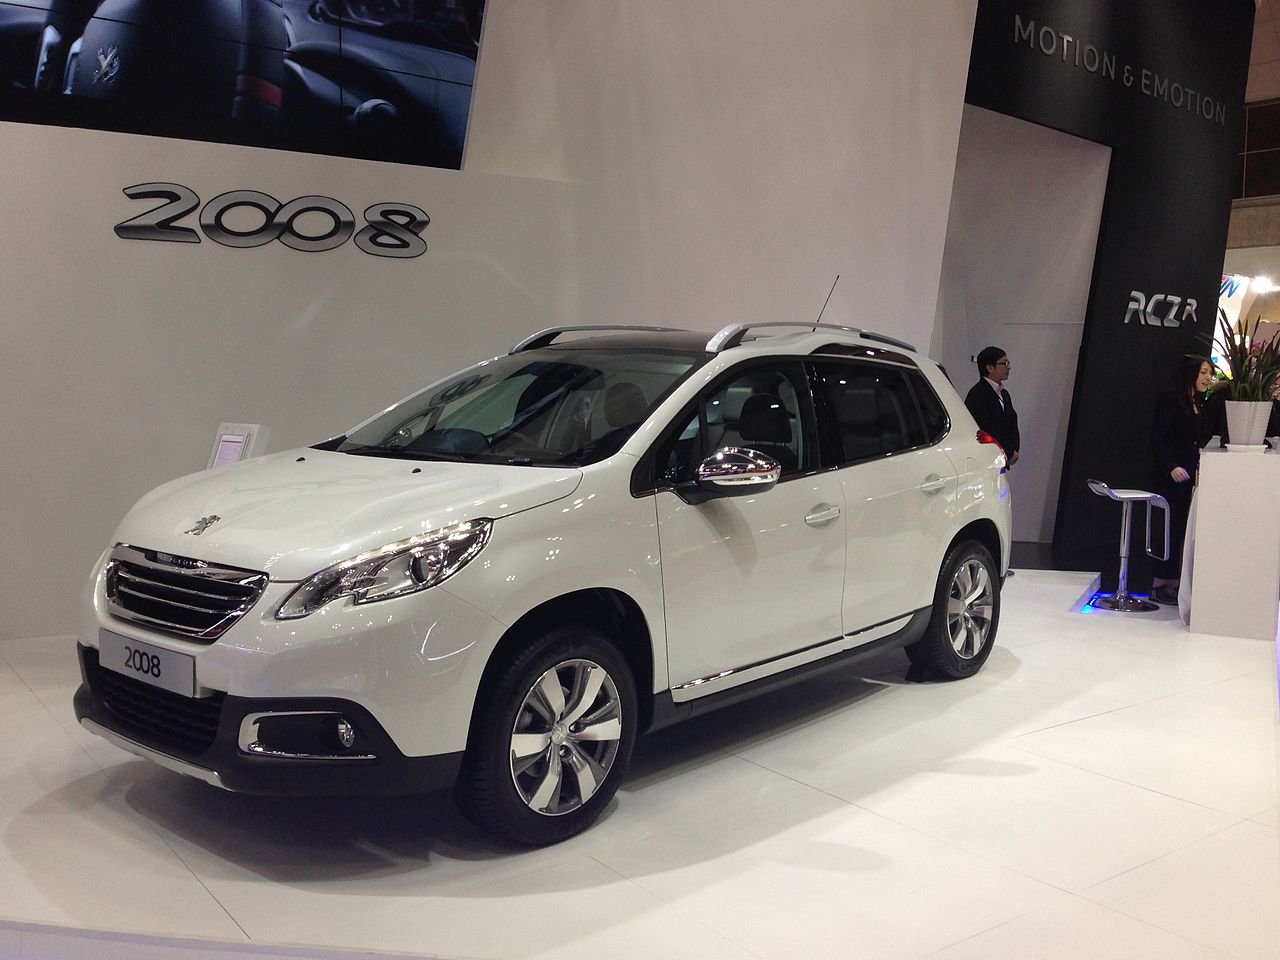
left=995, top=360, right=1011, bottom=367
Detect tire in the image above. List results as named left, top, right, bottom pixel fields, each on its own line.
left=455, top=625, right=637, bottom=845
left=905, top=540, right=1000, bottom=680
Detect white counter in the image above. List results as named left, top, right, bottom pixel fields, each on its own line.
left=1188, top=447, right=1280, bottom=640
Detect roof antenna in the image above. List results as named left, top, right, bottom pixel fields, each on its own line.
left=815, top=274, right=839, bottom=328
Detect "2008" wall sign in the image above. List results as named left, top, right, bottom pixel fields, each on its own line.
left=114, top=182, right=429, bottom=258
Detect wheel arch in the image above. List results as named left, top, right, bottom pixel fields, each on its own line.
left=947, top=518, right=1004, bottom=576
left=471, top=587, right=657, bottom=737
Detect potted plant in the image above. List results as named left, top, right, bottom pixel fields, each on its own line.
left=1203, top=308, right=1280, bottom=448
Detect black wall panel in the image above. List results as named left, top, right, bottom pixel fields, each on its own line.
left=0, top=0, right=484, bottom=169
left=965, top=0, right=1254, bottom=583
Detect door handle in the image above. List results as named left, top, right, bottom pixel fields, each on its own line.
left=805, top=504, right=842, bottom=526
left=920, top=473, right=948, bottom=495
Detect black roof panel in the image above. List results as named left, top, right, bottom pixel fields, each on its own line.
left=538, top=330, right=710, bottom=354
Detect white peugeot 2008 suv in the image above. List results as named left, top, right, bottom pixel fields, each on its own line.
left=76, top=323, right=1011, bottom=845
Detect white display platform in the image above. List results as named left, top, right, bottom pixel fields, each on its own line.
left=1189, top=447, right=1280, bottom=640
left=3, top=572, right=1279, bottom=960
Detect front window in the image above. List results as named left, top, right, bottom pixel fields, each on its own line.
left=337, top=347, right=703, bottom=466
left=655, top=363, right=811, bottom=485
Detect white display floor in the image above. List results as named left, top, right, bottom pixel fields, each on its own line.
left=2, top=570, right=1278, bottom=960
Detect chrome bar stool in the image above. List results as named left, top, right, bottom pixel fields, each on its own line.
left=1086, top=479, right=1171, bottom=612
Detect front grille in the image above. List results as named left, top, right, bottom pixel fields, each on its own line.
left=85, top=646, right=224, bottom=755
left=105, top=544, right=268, bottom=642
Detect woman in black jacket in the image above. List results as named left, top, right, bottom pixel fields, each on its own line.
left=1149, top=357, right=1215, bottom=604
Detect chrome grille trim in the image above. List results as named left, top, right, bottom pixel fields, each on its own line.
left=115, top=566, right=236, bottom=603
left=105, top=544, right=268, bottom=642
left=116, top=584, right=226, bottom=615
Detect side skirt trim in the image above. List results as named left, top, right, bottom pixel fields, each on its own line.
left=671, top=611, right=915, bottom=694
left=648, top=607, right=931, bottom=733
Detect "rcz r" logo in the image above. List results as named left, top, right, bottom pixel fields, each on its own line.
left=115, top=182, right=428, bottom=258
left=1123, top=290, right=1198, bottom=328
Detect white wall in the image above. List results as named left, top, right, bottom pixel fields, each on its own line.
left=1224, top=244, right=1280, bottom=278
left=931, top=106, right=1111, bottom=543
left=0, top=127, right=577, bottom=638
left=0, top=0, right=978, bottom=637
left=466, top=0, right=979, bottom=351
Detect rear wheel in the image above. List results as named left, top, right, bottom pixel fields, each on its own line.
left=905, top=540, right=1000, bottom=679
left=456, top=625, right=636, bottom=845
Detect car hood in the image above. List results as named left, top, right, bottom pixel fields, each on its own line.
left=113, top=449, right=582, bottom=580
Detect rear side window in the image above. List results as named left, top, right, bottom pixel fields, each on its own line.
left=809, top=361, right=928, bottom=466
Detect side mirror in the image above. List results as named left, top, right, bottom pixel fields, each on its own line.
left=694, top=447, right=781, bottom=498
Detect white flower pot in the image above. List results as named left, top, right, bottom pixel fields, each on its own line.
left=1224, top=400, right=1273, bottom=448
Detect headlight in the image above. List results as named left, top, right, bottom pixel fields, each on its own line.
left=276, top=519, right=492, bottom=620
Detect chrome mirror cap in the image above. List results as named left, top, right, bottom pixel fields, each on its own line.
left=695, top=447, right=782, bottom=494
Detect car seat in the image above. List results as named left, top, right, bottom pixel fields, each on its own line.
left=734, top=393, right=798, bottom=472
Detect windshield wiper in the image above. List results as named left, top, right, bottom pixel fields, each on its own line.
left=340, top=445, right=467, bottom=462
left=452, top=452, right=564, bottom=467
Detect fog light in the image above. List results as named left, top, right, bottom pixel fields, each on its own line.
left=336, top=718, right=355, bottom=750
left=238, top=711, right=375, bottom=759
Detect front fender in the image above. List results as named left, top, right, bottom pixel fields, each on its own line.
left=439, top=455, right=668, bottom=694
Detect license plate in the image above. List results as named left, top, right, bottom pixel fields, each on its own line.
left=99, top=629, right=196, bottom=698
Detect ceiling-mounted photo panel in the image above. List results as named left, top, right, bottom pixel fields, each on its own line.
left=0, top=0, right=485, bottom=168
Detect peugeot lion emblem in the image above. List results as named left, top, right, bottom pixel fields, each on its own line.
left=185, top=515, right=221, bottom=536
left=92, top=45, right=120, bottom=85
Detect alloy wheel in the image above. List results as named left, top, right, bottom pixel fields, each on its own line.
left=946, top=558, right=993, bottom=659
left=508, top=658, right=623, bottom=816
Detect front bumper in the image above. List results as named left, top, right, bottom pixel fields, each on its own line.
left=74, top=643, right=462, bottom=796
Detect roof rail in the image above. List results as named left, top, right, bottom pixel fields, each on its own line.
left=706, top=322, right=916, bottom=354
left=511, top=325, right=686, bottom=354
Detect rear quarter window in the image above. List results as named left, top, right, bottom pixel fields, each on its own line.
left=907, top=370, right=950, bottom=444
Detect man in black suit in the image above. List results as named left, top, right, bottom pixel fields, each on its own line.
left=964, top=346, right=1020, bottom=467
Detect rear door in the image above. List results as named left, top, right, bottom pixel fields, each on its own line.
left=807, top=358, right=959, bottom=634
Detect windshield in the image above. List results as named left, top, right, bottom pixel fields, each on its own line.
left=336, top=347, right=704, bottom=466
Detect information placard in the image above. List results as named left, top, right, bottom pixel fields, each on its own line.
left=207, top=423, right=266, bottom=468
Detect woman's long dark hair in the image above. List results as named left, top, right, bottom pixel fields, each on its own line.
left=1173, top=356, right=1208, bottom=414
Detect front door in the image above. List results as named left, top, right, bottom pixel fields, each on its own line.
left=651, top=361, right=847, bottom=694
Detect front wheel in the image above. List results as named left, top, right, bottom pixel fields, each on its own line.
left=456, top=625, right=637, bottom=845
left=905, top=540, right=1000, bottom=679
